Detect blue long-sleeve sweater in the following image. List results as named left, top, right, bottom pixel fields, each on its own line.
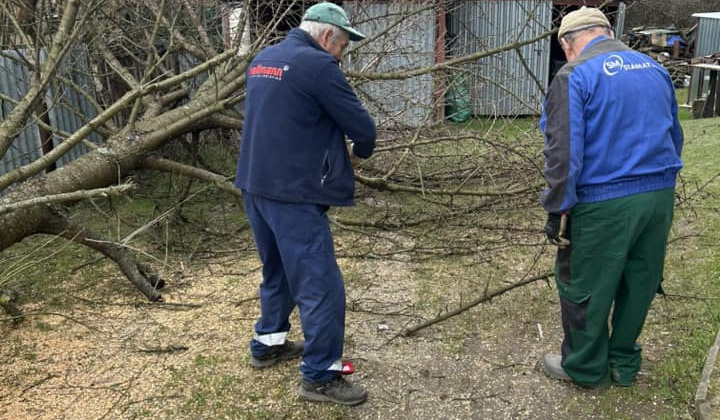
left=235, top=28, right=376, bottom=206
left=540, top=36, right=683, bottom=213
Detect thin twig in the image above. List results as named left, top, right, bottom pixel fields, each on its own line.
left=0, top=184, right=134, bottom=215
left=235, top=296, right=259, bottom=306
left=394, top=272, right=553, bottom=339
left=135, top=344, right=189, bottom=354
left=1, top=311, right=105, bottom=333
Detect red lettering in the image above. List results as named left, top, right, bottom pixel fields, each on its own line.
left=249, top=65, right=284, bottom=79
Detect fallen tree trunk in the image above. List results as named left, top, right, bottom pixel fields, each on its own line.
left=0, top=57, right=248, bottom=302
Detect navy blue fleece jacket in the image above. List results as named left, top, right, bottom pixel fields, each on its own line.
left=235, top=28, right=376, bottom=206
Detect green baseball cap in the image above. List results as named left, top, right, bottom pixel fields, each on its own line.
left=303, top=2, right=366, bottom=41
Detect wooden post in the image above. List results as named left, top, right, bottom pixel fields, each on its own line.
left=714, top=70, right=720, bottom=117
left=692, top=99, right=706, bottom=119
left=703, top=69, right=717, bottom=118
left=697, top=67, right=705, bottom=102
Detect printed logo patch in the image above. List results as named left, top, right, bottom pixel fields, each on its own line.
left=603, top=54, right=652, bottom=76
left=249, top=64, right=287, bottom=80
left=603, top=54, right=623, bottom=76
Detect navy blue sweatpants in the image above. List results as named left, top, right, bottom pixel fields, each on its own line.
left=243, top=191, right=345, bottom=383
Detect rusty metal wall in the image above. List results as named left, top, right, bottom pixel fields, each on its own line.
left=344, top=1, right=437, bottom=128
left=448, top=0, right=552, bottom=116
left=689, top=13, right=720, bottom=103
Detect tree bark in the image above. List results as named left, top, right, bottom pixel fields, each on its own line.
left=37, top=209, right=164, bottom=301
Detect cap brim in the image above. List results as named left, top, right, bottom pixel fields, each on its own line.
left=342, top=26, right=365, bottom=41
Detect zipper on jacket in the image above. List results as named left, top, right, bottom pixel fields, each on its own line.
left=320, top=150, right=331, bottom=186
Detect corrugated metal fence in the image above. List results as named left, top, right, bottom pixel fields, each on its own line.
left=344, top=0, right=554, bottom=125
left=448, top=0, right=552, bottom=116
left=0, top=50, right=41, bottom=176
left=0, top=47, right=100, bottom=178
left=345, top=1, right=437, bottom=128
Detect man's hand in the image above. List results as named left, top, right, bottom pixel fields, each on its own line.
left=545, top=212, right=570, bottom=248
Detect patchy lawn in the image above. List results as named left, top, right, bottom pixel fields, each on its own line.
left=1, top=115, right=719, bottom=420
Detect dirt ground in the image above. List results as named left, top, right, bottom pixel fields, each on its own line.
left=0, top=237, right=691, bottom=420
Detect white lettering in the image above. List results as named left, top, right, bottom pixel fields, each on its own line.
left=603, top=54, right=653, bottom=76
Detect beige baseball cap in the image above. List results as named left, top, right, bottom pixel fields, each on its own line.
left=558, top=7, right=610, bottom=39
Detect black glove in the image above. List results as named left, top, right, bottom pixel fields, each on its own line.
left=545, top=212, right=570, bottom=248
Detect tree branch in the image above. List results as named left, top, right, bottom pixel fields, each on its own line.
left=0, top=49, right=238, bottom=192
left=396, top=272, right=553, bottom=338
left=356, top=173, right=542, bottom=197
left=0, top=183, right=134, bottom=215
left=346, top=29, right=554, bottom=81
left=148, top=1, right=208, bottom=60
left=0, top=0, right=81, bottom=159
left=140, top=156, right=240, bottom=197
left=38, top=211, right=164, bottom=301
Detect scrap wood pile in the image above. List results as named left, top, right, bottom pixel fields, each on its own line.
left=622, top=25, right=697, bottom=87
left=690, top=51, right=720, bottom=65
left=689, top=52, right=720, bottom=119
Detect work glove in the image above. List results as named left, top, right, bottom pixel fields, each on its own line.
left=545, top=212, right=570, bottom=248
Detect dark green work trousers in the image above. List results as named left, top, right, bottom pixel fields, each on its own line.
left=555, top=188, right=675, bottom=388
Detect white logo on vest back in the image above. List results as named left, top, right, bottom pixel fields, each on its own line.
left=603, top=54, right=653, bottom=76
left=603, top=54, right=623, bottom=76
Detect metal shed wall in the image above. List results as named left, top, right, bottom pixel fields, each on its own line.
left=448, top=0, right=552, bottom=116
left=0, top=51, right=43, bottom=177
left=48, top=47, right=102, bottom=168
left=0, top=48, right=101, bottom=178
left=344, top=1, right=437, bottom=128
left=689, top=13, right=720, bottom=103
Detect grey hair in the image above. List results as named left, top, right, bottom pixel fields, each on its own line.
left=562, top=24, right=612, bottom=43
left=299, top=20, right=343, bottom=42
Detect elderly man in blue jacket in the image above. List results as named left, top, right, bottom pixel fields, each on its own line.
left=235, top=2, right=375, bottom=406
left=540, top=7, right=683, bottom=388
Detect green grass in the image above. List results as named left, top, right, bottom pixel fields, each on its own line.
left=1, top=110, right=718, bottom=419
left=676, top=88, right=692, bottom=121
left=446, top=111, right=720, bottom=419
left=162, top=355, right=352, bottom=420
left=0, top=235, right=128, bottom=311
left=593, top=115, right=720, bottom=418
left=0, top=136, right=251, bottom=317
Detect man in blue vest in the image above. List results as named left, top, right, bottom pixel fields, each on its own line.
left=540, top=7, right=683, bottom=388
left=235, top=2, right=376, bottom=406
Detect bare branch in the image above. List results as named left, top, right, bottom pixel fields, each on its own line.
left=0, top=0, right=82, bottom=159
left=0, top=50, right=239, bottom=192
left=356, top=173, right=542, bottom=197
left=181, top=0, right=213, bottom=53
left=397, top=272, right=553, bottom=338
left=140, top=156, right=240, bottom=197
left=0, top=183, right=134, bottom=215
left=347, top=30, right=553, bottom=81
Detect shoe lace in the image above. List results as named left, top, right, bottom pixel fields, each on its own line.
left=318, top=376, right=349, bottom=392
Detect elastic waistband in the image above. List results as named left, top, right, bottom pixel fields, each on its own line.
left=577, top=171, right=678, bottom=203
